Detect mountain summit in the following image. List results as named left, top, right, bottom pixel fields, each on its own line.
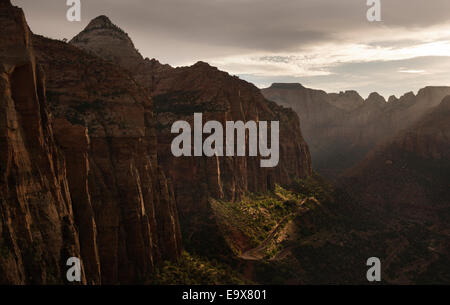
left=83, top=15, right=115, bottom=30
left=70, top=15, right=143, bottom=69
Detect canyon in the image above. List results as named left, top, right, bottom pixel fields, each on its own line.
left=0, top=0, right=449, bottom=285
left=262, top=83, right=450, bottom=179
left=0, top=1, right=311, bottom=283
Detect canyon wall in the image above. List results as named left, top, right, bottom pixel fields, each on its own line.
left=0, top=1, right=84, bottom=284
left=0, top=1, right=181, bottom=284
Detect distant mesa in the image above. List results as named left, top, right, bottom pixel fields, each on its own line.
left=269, top=83, right=305, bottom=90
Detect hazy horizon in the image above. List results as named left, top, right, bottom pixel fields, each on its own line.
left=13, top=0, right=450, bottom=99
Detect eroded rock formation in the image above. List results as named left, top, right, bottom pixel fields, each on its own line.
left=71, top=16, right=313, bottom=254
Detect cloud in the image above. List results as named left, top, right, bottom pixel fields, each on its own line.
left=243, top=56, right=450, bottom=98
left=12, top=0, right=450, bottom=97
left=14, top=0, right=450, bottom=53
left=398, top=69, right=426, bottom=74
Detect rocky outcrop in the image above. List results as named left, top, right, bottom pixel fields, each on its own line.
left=328, top=90, right=364, bottom=111
left=262, top=83, right=450, bottom=179
left=1, top=1, right=181, bottom=284
left=71, top=17, right=313, bottom=254
left=0, top=1, right=84, bottom=284
left=365, top=92, right=387, bottom=106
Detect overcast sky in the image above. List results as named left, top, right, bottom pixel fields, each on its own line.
left=13, top=0, right=450, bottom=98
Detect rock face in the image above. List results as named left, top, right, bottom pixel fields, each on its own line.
left=262, top=83, right=450, bottom=179
left=0, top=1, right=84, bottom=284
left=340, top=98, right=450, bottom=283
left=71, top=17, right=313, bottom=254
left=32, top=35, right=183, bottom=284
left=0, top=1, right=181, bottom=284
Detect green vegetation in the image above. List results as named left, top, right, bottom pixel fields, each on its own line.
left=159, top=174, right=425, bottom=284
left=210, top=185, right=303, bottom=254
left=150, top=251, right=250, bottom=285
left=288, top=172, right=334, bottom=204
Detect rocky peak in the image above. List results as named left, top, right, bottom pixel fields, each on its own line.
left=70, top=15, right=143, bottom=69
left=72, top=15, right=131, bottom=42
left=76, top=15, right=128, bottom=37
left=328, top=90, right=364, bottom=111
left=394, top=91, right=415, bottom=106
left=342, top=90, right=362, bottom=97
left=401, top=91, right=415, bottom=99
left=84, top=15, right=114, bottom=30
left=388, top=95, right=399, bottom=103
left=365, top=92, right=386, bottom=105
left=193, top=60, right=212, bottom=67
left=191, top=60, right=220, bottom=72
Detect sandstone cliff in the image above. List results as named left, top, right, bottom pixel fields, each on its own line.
left=71, top=16, right=313, bottom=254
left=0, top=1, right=84, bottom=284
left=31, top=34, right=182, bottom=284
left=0, top=1, right=182, bottom=284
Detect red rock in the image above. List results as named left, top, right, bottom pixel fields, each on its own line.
left=0, top=2, right=182, bottom=284
left=71, top=16, right=312, bottom=255
left=0, top=2, right=85, bottom=284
